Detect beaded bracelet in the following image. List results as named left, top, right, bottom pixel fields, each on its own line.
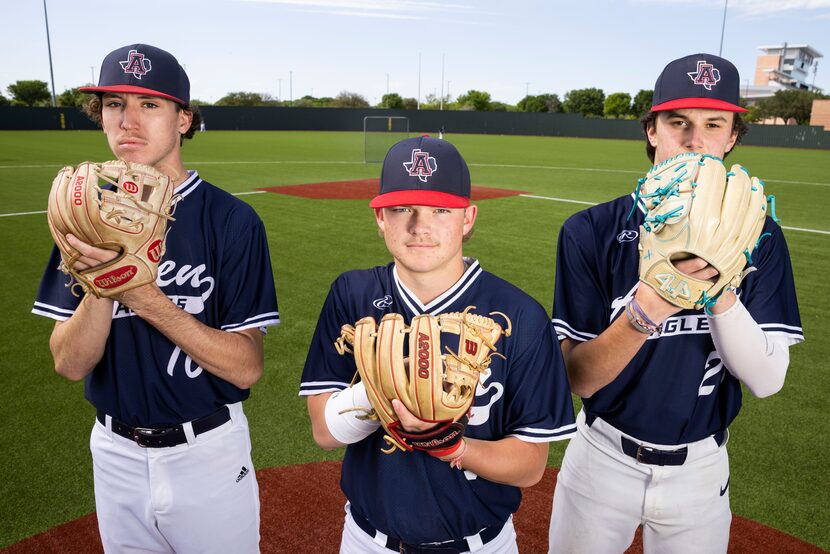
left=630, top=298, right=661, bottom=330
left=625, top=303, right=652, bottom=334
left=625, top=300, right=662, bottom=335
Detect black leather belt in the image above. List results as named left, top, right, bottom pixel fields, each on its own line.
left=621, top=430, right=726, bottom=466
left=96, top=406, right=231, bottom=448
left=351, top=508, right=503, bottom=553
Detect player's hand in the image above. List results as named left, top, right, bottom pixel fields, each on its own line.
left=66, top=234, right=119, bottom=270
left=66, top=233, right=164, bottom=310
left=391, top=399, right=436, bottom=433
left=674, top=257, right=719, bottom=282
left=674, top=256, right=737, bottom=312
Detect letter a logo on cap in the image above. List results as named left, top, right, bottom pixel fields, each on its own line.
left=403, top=149, right=438, bottom=182
left=120, top=50, right=152, bottom=80
left=687, top=60, right=720, bottom=90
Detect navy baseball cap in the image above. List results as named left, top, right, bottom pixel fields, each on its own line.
left=651, top=53, right=747, bottom=113
left=80, top=44, right=190, bottom=106
left=371, top=137, right=471, bottom=209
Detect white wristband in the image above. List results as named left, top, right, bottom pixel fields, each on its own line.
left=324, top=381, right=381, bottom=444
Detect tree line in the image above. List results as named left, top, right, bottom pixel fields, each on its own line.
left=2, top=79, right=826, bottom=125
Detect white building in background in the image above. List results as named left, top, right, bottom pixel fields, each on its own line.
left=742, top=44, right=823, bottom=106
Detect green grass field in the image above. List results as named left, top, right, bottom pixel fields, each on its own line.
left=1, top=130, right=828, bottom=550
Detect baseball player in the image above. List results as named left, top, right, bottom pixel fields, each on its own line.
left=31, top=44, right=279, bottom=553
left=547, top=53, right=804, bottom=553
left=300, top=136, right=576, bottom=553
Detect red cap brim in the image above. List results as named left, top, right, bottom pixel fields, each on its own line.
left=370, top=190, right=470, bottom=209
left=652, top=97, right=747, bottom=113
left=78, top=85, right=187, bottom=106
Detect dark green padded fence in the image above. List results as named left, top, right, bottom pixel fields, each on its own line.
left=2, top=106, right=827, bottom=149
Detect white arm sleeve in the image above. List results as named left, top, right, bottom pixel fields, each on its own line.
left=324, top=381, right=381, bottom=444
left=707, top=298, right=790, bottom=398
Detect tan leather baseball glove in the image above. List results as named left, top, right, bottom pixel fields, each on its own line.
left=636, top=152, right=769, bottom=311
left=335, top=306, right=511, bottom=454
left=47, top=160, right=178, bottom=298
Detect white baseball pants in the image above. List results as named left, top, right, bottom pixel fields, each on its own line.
left=90, top=402, right=260, bottom=553
left=548, top=410, right=731, bottom=554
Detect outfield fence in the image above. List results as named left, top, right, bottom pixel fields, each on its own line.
left=2, top=106, right=828, bottom=149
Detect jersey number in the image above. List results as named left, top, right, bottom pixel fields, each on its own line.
left=167, top=346, right=204, bottom=379
left=698, top=351, right=724, bottom=396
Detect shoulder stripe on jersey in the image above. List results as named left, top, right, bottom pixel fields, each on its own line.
left=222, top=312, right=281, bottom=331
left=552, top=318, right=597, bottom=342
left=31, top=307, right=71, bottom=321
left=393, top=258, right=483, bottom=317
left=175, top=171, right=202, bottom=199
left=31, top=301, right=75, bottom=321
left=226, top=318, right=281, bottom=332
left=759, top=322, right=803, bottom=334
left=509, top=422, right=577, bottom=442
left=33, top=301, right=74, bottom=315
left=299, top=380, right=350, bottom=396
left=760, top=324, right=804, bottom=344
left=516, top=423, right=577, bottom=436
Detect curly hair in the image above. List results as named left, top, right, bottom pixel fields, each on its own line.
left=640, top=111, right=748, bottom=163
left=82, top=94, right=201, bottom=145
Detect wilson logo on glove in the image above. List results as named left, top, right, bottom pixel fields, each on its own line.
left=465, top=339, right=478, bottom=356
left=122, top=180, right=139, bottom=194
left=93, top=265, right=137, bottom=289
left=147, top=239, right=163, bottom=263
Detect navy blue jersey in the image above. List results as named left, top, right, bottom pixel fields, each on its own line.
left=300, top=259, right=575, bottom=544
left=32, top=171, right=280, bottom=427
left=552, top=193, right=803, bottom=445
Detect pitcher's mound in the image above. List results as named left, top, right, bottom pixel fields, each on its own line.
left=258, top=179, right=525, bottom=200
left=3, top=463, right=822, bottom=553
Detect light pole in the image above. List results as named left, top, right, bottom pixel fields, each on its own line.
left=386, top=73, right=389, bottom=95
left=525, top=82, right=530, bottom=98
left=440, top=54, right=445, bottom=111
left=289, top=71, right=293, bottom=105
left=278, top=78, right=282, bottom=101
left=417, top=53, right=422, bottom=110
left=42, top=0, right=57, bottom=106
left=90, top=66, right=96, bottom=85
left=718, top=0, right=728, bottom=56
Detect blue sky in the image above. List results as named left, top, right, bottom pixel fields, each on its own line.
left=2, top=0, right=829, bottom=105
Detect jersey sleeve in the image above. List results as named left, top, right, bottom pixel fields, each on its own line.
left=552, top=213, right=609, bottom=342
left=31, top=245, right=83, bottom=321
left=216, top=208, right=280, bottom=333
left=299, top=277, right=356, bottom=396
left=739, top=220, right=803, bottom=346
left=500, top=311, right=576, bottom=442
